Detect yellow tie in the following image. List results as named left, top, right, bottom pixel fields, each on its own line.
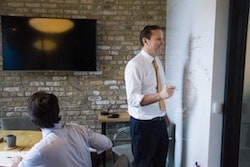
left=153, top=59, right=166, bottom=111
left=153, top=59, right=170, bottom=126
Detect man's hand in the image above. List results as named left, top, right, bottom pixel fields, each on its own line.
left=11, top=156, right=22, bottom=167
left=159, top=86, right=176, bottom=99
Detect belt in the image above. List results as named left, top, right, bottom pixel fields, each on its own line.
left=151, top=116, right=165, bottom=121
left=130, top=116, right=166, bottom=122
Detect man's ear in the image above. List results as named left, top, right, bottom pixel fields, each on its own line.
left=142, top=37, right=148, bottom=45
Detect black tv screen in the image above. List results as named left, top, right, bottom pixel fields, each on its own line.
left=1, top=15, right=97, bottom=71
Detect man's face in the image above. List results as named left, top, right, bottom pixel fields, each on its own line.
left=143, top=29, right=165, bottom=57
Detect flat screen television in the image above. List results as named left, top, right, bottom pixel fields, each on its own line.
left=1, top=15, right=97, bottom=71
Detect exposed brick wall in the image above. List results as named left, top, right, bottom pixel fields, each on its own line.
left=0, top=0, right=166, bottom=134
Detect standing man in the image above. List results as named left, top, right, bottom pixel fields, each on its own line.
left=125, top=25, right=175, bottom=167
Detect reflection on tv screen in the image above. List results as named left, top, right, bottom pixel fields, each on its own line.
left=1, top=15, right=97, bottom=71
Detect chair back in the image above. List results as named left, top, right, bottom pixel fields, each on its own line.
left=112, top=126, right=133, bottom=165
left=167, top=123, right=176, bottom=167
left=0, top=116, right=40, bottom=130
left=112, top=126, right=131, bottom=145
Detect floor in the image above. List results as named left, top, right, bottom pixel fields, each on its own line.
left=100, top=147, right=250, bottom=167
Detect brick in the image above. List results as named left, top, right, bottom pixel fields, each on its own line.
left=4, top=87, right=20, bottom=92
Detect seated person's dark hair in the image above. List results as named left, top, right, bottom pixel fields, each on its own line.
left=28, top=91, right=61, bottom=128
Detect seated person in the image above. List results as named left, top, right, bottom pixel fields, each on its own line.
left=11, top=91, right=112, bottom=167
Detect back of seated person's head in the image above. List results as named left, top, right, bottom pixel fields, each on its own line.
left=28, top=91, right=61, bottom=128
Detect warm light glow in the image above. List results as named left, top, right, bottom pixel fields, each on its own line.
left=29, top=18, right=74, bottom=33
left=34, top=39, right=56, bottom=51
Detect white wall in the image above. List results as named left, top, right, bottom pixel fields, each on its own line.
left=165, top=0, right=229, bottom=166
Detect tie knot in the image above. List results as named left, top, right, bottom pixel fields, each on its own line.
left=153, top=59, right=158, bottom=69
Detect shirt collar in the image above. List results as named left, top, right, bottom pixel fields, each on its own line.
left=41, top=122, right=63, bottom=138
left=141, top=49, right=156, bottom=63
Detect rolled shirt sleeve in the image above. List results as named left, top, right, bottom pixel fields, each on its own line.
left=87, top=128, right=113, bottom=154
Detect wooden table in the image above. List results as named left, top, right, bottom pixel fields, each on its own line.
left=97, top=111, right=130, bottom=135
left=0, top=130, right=42, bottom=151
left=0, top=130, right=42, bottom=167
left=97, top=111, right=130, bottom=167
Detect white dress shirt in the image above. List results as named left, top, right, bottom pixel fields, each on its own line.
left=125, top=49, right=167, bottom=120
left=17, top=123, right=112, bottom=167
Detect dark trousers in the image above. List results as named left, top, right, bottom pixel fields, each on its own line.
left=130, top=116, right=169, bottom=167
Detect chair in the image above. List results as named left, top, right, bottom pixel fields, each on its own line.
left=0, top=116, right=40, bottom=130
left=167, top=123, right=176, bottom=167
left=111, top=126, right=133, bottom=165
left=89, top=147, right=102, bottom=167
left=111, top=124, right=176, bottom=167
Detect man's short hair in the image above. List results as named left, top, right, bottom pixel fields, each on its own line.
left=28, top=91, right=61, bottom=128
left=139, top=25, right=162, bottom=46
